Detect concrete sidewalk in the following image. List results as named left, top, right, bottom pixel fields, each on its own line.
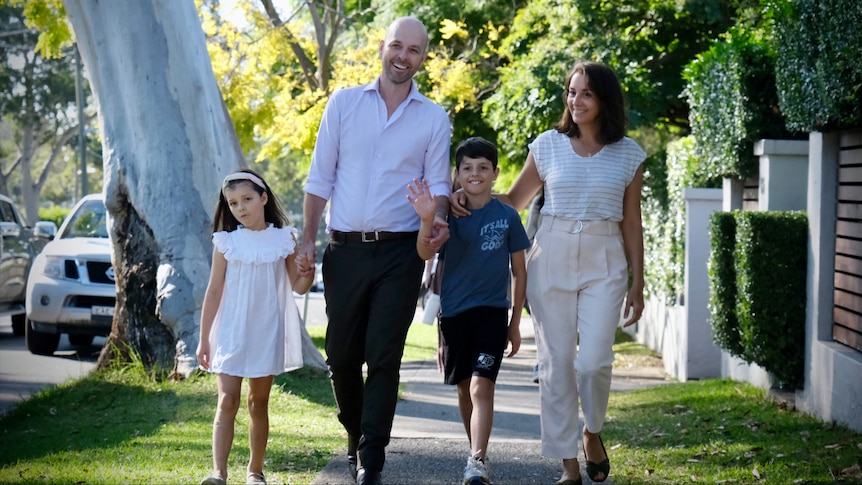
left=311, top=314, right=671, bottom=485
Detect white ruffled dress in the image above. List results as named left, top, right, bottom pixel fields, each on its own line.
left=207, top=224, right=303, bottom=377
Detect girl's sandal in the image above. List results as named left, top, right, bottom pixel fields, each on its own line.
left=246, top=471, right=267, bottom=485
left=584, top=434, right=610, bottom=483
left=200, top=477, right=226, bottom=485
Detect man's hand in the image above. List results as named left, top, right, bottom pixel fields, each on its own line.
left=298, top=242, right=318, bottom=279
left=424, top=214, right=449, bottom=251
left=296, top=251, right=315, bottom=278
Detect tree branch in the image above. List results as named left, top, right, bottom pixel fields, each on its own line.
left=258, top=0, right=319, bottom=91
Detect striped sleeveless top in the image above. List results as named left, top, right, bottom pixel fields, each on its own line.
left=529, top=130, right=646, bottom=222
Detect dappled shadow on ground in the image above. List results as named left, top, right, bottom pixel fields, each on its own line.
left=0, top=380, right=181, bottom=468
left=274, top=366, right=335, bottom=408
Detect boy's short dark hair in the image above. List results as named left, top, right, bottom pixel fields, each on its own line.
left=455, top=137, right=498, bottom=170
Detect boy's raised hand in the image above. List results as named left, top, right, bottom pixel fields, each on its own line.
left=407, top=179, right=436, bottom=222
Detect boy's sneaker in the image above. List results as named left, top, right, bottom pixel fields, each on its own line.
left=463, top=452, right=491, bottom=484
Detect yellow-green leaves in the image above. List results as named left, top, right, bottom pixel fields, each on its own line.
left=12, top=0, right=71, bottom=58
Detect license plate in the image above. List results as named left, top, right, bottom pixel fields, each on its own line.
left=91, top=305, right=115, bottom=317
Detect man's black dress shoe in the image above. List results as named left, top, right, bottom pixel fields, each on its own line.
left=347, top=454, right=358, bottom=481
left=356, top=466, right=383, bottom=485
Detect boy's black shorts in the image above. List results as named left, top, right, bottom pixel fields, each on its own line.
left=439, top=306, right=509, bottom=385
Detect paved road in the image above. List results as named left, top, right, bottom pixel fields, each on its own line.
left=0, top=291, right=330, bottom=417
left=0, top=316, right=104, bottom=416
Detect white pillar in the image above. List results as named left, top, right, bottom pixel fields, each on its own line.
left=755, top=139, right=809, bottom=211
left=677, top=188, right=724, bottom=380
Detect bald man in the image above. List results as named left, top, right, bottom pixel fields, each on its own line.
left=300, top=16, right=452, bottom=485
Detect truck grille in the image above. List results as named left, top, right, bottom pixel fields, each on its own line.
left=87, top=261, right=115, bottom=284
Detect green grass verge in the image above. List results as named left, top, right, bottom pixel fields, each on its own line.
left=0, top=320, right=436, bottom=484
left=604, top=379, right=862, bottom=484
left=304, top=319, right=439, bottom=363
left=1, top=324, right=860, bottom=484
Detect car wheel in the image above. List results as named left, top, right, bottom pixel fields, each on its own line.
left=25, top=319, right=60, bottom=356
left=68, top=334, right=95, bottom=347
left=11, top=313, right=25, bottom=336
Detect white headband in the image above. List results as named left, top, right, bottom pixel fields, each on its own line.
left=223, top=172, right=266, bottom=190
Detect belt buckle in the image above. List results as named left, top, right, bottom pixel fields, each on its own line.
left=572, top=220, right=583, bottom=234
left=361, top=231, right=379, bottom=243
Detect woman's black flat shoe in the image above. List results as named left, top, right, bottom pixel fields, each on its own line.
left=584, top=434, right=610, bottom=482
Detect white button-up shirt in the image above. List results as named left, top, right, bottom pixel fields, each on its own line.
left=305, top=78, right=452, bottom=233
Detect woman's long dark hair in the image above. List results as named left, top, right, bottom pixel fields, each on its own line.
left=555, top=61, right=627, bottom=145
left=213, top=168, right=287, bottom=232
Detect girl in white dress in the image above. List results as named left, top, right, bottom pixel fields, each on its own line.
left=197, top=169, right=313, bottom=485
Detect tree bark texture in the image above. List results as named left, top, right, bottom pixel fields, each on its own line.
left=62, top=0, right=244, bottom=376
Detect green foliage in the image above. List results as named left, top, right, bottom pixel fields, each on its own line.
left=643, top=136, right=720, bottom=304
left=707, top=211, right=744, bottom=357
left=735, top=211, right=807, bottom=389
left=37, top=204, right=69, bottom=227
left=0, top=5, right=78, bottom=129
left=483, top=40, right=572, bottom=165
left=573, top=0, right=740, bottom=130
left=481, top=0, right=579, bottom=166
left=769, top=0, right=862, bottom=132
left=482, top=0, right=749, bottom=176
left=684, top=26, right=797, bottom=179
left=9, top=0, right=71, bottom=58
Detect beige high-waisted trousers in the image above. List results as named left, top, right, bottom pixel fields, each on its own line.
left=526, top=216, right=628, bottom=459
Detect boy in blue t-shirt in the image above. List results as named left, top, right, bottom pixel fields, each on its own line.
left=408, top=137, right=530, bottom=485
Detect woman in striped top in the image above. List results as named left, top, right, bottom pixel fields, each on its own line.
left=453, top=61, right=646, bottom=485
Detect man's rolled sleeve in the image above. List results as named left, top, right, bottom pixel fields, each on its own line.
left=304, top=92, right=342, bottom=200
left=424, top=108, right=453, bottom=200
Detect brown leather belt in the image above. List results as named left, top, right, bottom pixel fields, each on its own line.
left=330, top=230, right=418, bottom=243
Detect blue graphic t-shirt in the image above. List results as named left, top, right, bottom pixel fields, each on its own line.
left=439, top=198, right=531, bottom=318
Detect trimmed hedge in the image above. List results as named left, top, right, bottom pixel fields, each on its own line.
left=735, top=211, right=808, bottom=389
left=684, top=26, right=796, bottom=179
left=707, top=211, right=743, bottom=358
left=643, top=136, right=720, bottom=305
left=770, top=0, right=862, bottom=131
left=708, top=210, right=807, bottom=389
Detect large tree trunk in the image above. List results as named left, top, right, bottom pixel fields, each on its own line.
left=62, top=0, right=326, bottom=377
left=62, top=0, right=243, bottom=377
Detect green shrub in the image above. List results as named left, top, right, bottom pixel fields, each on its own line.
left=708, top=211, right=743, bottom=358
left=38, top=205, right=71, bottom=228
left=643, top=136, right=720, bottom=304
left=735, top=211, right=807, bottom=389
left=770, top=0, right=862, bottom=131
left=684, top=26, right=797, bottom=179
